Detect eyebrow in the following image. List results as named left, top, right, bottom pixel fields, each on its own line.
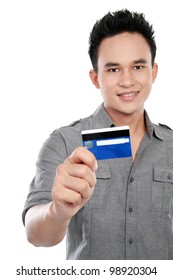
left=104, top=59, right=148, bottom=68
left=133, top=58, right=148, bottom=64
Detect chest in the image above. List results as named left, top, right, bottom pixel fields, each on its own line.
left=130, top=133, right=145, bottom=161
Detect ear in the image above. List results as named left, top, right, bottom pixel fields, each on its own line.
left=152, top=63, right=158, bottom=83
left=89, top=70, right=100, bottom=89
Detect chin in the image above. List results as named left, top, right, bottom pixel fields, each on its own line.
left=105, top=103, right=144, bottom=117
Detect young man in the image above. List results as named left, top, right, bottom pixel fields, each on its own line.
left=23, top=9, right=173, bottom=259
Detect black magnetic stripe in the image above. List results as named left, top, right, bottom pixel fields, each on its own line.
left=82, top=129, right=130, bottom=141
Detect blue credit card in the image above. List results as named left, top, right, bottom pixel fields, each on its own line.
left=81, top=126, right=132, bottom=160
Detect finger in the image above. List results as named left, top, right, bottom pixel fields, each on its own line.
left=55, top=165, right=95, bottom=199
left=53, top=186, right=82, bottom=207
left=61, top=172, right=94, bottom=199
left=65, top=163, right=97, bottom=188
left=66, top=146, right=98, bottom=172
left=56, top=162, right=96, bottom=188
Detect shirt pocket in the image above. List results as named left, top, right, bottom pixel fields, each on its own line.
left=85, top=161, right=111, bottom=208
left=152, top=165, right=173, bottom=212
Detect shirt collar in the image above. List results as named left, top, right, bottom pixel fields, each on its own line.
left=93, top=103, right=164, bottom=141
left=92, top=103, right=113, bottom=128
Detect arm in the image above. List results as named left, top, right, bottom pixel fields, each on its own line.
left=25, top=147, right=97, bottom=247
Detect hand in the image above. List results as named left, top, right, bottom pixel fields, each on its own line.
left=51, top=147, right=98, bottom=221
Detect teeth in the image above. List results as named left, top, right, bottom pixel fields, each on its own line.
left=118, top=92, right=138, bottom=97
left=121, top=93, right=135, bottom=97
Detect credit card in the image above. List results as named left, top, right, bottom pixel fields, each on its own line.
left=81, top=126, right=132, bottom=160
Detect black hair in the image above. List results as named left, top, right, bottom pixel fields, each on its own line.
left=88, top=9, right=156, bottom=72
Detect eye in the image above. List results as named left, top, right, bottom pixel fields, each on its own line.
left=108, top=68, right=120, bottom=73
left=133, top=65, right=144, bottom=70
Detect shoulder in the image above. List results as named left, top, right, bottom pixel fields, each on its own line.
left=54, top=113, right=94, bottom=135
left=157, top=123, right=173, bottom=137
left=154, top=122, right=173, bottom=141
left=158, top=123, right=172, bottom=131
left=49, top=113, right=94, bottom=155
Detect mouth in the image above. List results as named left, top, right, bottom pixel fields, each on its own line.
left=117, top=91, right=139, bottom=101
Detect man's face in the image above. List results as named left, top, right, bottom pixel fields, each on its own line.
left=90, top=32, right=158, bottom=117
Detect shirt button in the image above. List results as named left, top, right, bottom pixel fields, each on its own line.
left=129, top=177, right=134, bottom=183
left=129, top=207, right=133, bottom=212
left=167, top=174, right=172, bottom=180
left=129, top=238, right=133, bottom=244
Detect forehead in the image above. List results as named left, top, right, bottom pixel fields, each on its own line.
left=98, top=32, right=152, bottom=64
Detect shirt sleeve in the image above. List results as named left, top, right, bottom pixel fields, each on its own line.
left=22, top=129, right=68, bottom=225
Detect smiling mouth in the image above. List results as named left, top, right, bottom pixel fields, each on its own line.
left=117, top=91, right=139, bottom=100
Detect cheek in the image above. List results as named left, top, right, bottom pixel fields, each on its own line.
left=141, top=82, right=153, bottom=102
left=138, top=73, right=153, bottom=90
left=99, top=76, right=116, bottom=94
left=144, top=78, right=153, bottom=92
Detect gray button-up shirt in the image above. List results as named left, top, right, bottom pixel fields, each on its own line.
left=23, top=104, right=173, bottom=259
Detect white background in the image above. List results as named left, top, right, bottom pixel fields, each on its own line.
left=0, top=0, right=173, bottom=279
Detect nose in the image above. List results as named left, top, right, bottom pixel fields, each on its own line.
left=118, top=70, right=134, bottom=87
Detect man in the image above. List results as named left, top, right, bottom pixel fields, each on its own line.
left=23, top=9, right=173, bottom=259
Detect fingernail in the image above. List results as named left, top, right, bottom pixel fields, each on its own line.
left=94, top=161, right=98, bottom=171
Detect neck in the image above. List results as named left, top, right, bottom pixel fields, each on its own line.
left=105, top=106, right=146, bottom=135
